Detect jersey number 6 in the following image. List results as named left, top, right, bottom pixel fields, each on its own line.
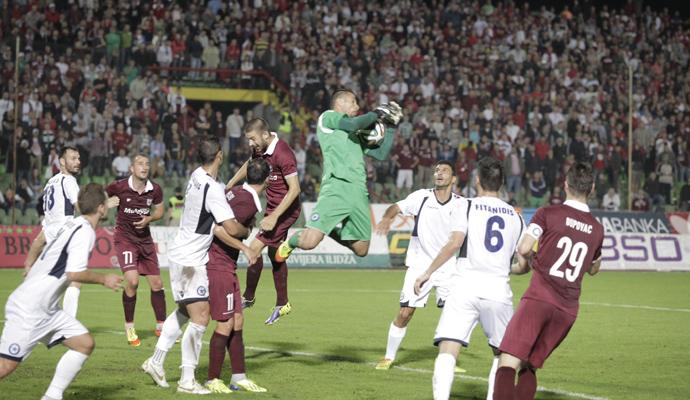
left=484, top=216, right=505, bottom=252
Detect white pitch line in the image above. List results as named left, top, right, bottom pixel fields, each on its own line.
left=580, top=301, right=690, bottom=313
left=104, top=331, right=606, bottom=400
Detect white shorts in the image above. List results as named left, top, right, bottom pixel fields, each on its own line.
left=433, top=292, right=513, bottom=349
left=0, top=307, right=88, bottom=362
left=400, top=267, right=454, bottom=308
left=169, top=262, right=209, bottom=304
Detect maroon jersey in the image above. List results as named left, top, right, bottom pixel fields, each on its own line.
left=106, top=177, right=163, bottom=240
left=522, top=201, right=604, bottom=316
left=252, top=134, right=300, bottom=215
left=207, top=184, right=262, bottom=271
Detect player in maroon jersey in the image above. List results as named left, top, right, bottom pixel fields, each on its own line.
left=225, top=118, right=301, bottom=325
left=106, top=154, right=166, bottom=347
left=493, top=162, right=605, bottom=400
left=205, top=158, right=270, bottom=393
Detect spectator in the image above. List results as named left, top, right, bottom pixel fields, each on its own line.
left=503, top=148, right=524, bottom=197
left=643, top=172, right=666, bottom=211
left=393, top=143, right=418, bottom=197
left=632, top=189, right=651, bottom=212
left=679, top=177, right=690, bottom=211
left=166, top=131, right=185, bottom=177
left=149, top=132, right=166, bottom=178
left=112, top=148, right=131, bottom=179
left=602, top=188, right=621, bottom=211
left=88, top=131, right=110, bottom=177
left=548, top=186, right=565, bottom=206
left=294, top=142, right=306, bottom=178
left=528, top=170, right=547, bottom=208
left=166, top=186, right=185, bottom=226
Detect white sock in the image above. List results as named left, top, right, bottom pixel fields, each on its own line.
left=384, top=322, right=407, bottom=360
left=180, top=322, right=206, bottom=382
left=44, top=350, right=89, bottom=399
left=231, top=373, right=247, bottom=383
left=62, top=287, right=81, bottom=318
left=486, top=356, right=499, bottom=400
left=152, top=309, right=189, bottom=366
left=433, top=353, right=456, bottom=400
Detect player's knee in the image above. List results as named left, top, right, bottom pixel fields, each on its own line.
left=0, top=358, right=19, bottom=379
left=353, top=247, right=368, bottom=257
left=398, top=307, right=415, bottom=324
left=126, top=279, right=139, bottom=291
left=149, top=278, right=163, bottom=291
left=76, top=334, right=95, bottom=355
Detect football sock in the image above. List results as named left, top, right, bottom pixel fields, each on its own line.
left=493, top=366, right=517, bottom=400
left=153, top=309, right=189, bottom=365
left=122, top=292, right=137, bottom=323
left=432, top=352, right=456, bottom=400
left=271, top=256, right=289, bottom=306
left=231, top=373, right=247, bottom=384
left=207, top=331, right=229, bottom=381
left=384, top=322, right=407, bottom=360
left=150, top=290, right=167, bottom=322
left=486, top=356, right=499, bottom=400
left=227, top=329, right=246, bottom=374
left=244, top=257, right=263, bottom=301
left=287, top=233, right=300, bottom=248
left=62, top=286, right=80, bottom=318
left=180, top=322, right=206, bottom=382
left=516, top=368, right=537, bottom=400
left=44, top=350, right=89, bottom=400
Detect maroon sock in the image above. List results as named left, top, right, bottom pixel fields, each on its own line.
left=150, top=289, right=167, bottom=322
left=227, top=329, right=245, bottom=374
left=515, top=368, right=537, bottom=400
left=270, top=249, right=288, bottom=306
left=493, top=366, right=517, bottom=400
left=208, top=331, right=229, bottom=381
left=122, top=291, right=137, bottom=323
left=243, top=257, right=263, bottom=301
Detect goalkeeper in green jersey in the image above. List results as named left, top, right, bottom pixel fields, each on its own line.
left=274, top=89, right=402, bottom=262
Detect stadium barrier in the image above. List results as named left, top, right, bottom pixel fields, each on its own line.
left=0, top=208, right=687, bottom=270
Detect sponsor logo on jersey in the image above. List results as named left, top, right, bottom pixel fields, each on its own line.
left=8, top=343, right=20, bottom=355
left=124, top=207, right=150, bottom=215
left=126, top=198, right=131, bottom=202
left=310, top=213, right=320, bottom=221
left=197, top=286, right=207, bottom=296
left=146, top=199, right=152, bottom=206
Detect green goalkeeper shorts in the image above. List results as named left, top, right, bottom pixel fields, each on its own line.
left=306, top=178, right=372, bottom=242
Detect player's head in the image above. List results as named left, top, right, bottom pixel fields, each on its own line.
left=331, top=89, right=359, bottom=117
left=59, top=146, right=81, bottom=176
left=198, top=135, right=222, bottom=166
left=129, top=153, right=150, bottom=181
left=78, top=182, right=108, bottom=221
left=565, top=162, right=595, bottom=199
left=244, top=117, right=273, bottom=155
left=246, top=158, right=271, bottom=191
left=433, top=160, right=455, bottom=189
left=476, top=157, right=504, bottom=194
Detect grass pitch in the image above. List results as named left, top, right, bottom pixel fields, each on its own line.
left=0, top=269, right=688, bottom=399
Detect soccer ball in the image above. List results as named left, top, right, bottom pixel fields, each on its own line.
left=358, top=121, right=386, bottom=147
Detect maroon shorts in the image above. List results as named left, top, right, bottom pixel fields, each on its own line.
left=207, top=268, right=242, bottom=321
left=499, top=298, right=576, bottom=369
left=255, top=208, right=301, bottom=248
left=115, top=237, right=160, bottom=276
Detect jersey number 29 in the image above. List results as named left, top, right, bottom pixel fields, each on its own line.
left=549, top=237, right=589, bottom=282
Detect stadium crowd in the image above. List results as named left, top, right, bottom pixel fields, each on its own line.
left=1, top=0, right=690, bottom=223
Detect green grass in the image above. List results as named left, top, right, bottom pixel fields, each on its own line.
left=1, top=269, right=689, bottom=399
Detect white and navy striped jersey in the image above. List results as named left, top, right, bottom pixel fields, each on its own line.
left=454, top=196, right=525, bottom=304
left=41, top=173, right=79, bottom=230
left=8, top=217, right=94, bottom=316
left=397, top=189, right=468, bottom=272
left=168, top=167, right=235, bottom=267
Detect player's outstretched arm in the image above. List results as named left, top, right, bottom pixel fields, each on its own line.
left=588, top=256, right=603, bottom=276
left=260, top=174, right=300, bottom=232
left=226, top=159, right=249, bottom=191
left=375, top=204, right=401, bottom=235
left=510, top=252, right=531, bottom=275
left=337, top=112, right=379, bottom=133
left=67, top=270, right=123, bottom=291
left=213, top=224, right=259, bottom=264
left=517, top=233, right=537, bottom=258
left=365, top=127, right=397, bottom=161
left=414, top=231, right=466, bottom=295
left=24, top=230, right=46, bottom=276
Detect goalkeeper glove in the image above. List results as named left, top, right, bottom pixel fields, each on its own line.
left=374, top=101, right=403, bottom=126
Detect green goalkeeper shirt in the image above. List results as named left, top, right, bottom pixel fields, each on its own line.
left=316, top=110, right=377, bottom=188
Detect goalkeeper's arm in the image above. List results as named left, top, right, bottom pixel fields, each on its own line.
left=337, top=112, right=379, bottom=133
left=365, top=127, right=396, bottom=161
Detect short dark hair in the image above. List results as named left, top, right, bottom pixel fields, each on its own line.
left=435, top=160, right=455, bottom=175
left=566, top=162, right=594, bottom=197
left=78, top=183, right=106, bottom=215
left=477, top=157, right=504, bottom=192
left=330, top=89, right=355, bottom=108
left=198, top=135, right=221, bottom=165
left=244, top=117, right=271, bottom=134
left=59, top=146, right=79, bottom=159
left=246, top=158, right=271, bottom=184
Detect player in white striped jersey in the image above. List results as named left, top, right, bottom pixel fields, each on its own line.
left=414, top=157, right=527, bottom=400
left=0, top=183, right=122, bottom=400
left=142, top=136, right=259, bottom=395
left=374, top=161, right=468, bottom=370
left=24, top=147, right=83, bottom=318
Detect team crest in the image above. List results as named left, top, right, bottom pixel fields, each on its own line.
left=8, top=343, right=20, bottom=355
left=197, top=286, right=207, bottom=296
left=310, top=213, right=320, bottom=221
left=146, top=199, right=152, bottom=206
